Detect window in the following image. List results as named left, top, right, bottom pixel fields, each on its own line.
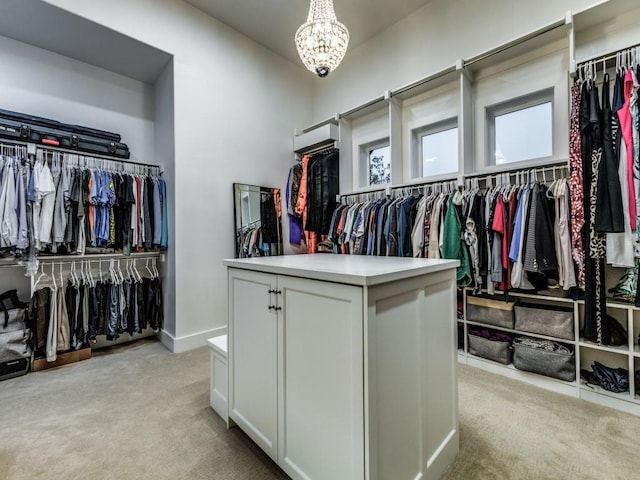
left=417, top=120, right=458, bottom=178
left=362, top=140, right=391, bottom=186
left=487, top=90, right=553, bottom=165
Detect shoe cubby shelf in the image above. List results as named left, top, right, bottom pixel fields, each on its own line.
left=458, top=288, right=640, bottom=417
left=579, top=339, right=630, bottom=355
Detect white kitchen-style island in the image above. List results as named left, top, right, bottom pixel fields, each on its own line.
left=223, top=254, right=460, bottom=480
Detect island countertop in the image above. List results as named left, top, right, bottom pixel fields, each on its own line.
left=224, top=254, right=459, bottom=286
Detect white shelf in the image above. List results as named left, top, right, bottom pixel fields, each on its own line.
left=603, top=298, right=639, bottom=310
left=0, top=258, right=24, bottom=268
left=579, top=339, right=629, bottom=355
left=579, top=386, right=640, bottom=416
left=474, top=288, right=640, bottom=312
left=579, top=383, right=634, bottom=403
left=38, top=251, right=162, bottom=262
left=487, top=289, right=575, bottom=304
left=466, top=320, right=575, bottom=345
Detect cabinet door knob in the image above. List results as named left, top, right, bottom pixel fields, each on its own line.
left=268, top=289, right=276, bottom=294
left=274, top=306, right=282, bottom=311
left=268, top=305, right=275, bottom=311
left=275, top=290, right=282, bottom=295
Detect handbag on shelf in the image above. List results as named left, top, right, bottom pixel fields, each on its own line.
left=0, top=289, right=31, bottom=380
left=606, top=316, right=628, bottom=347
left=587, top=361, right=629, bottom=394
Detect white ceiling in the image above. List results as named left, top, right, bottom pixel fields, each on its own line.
left=185, top=0, right=434, bottom=66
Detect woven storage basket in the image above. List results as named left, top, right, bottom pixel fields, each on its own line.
left=466, top=296, right=517, bottom=329
left=468, top=331, right=512, bottom=365
left=512, top=337, right=575, bottom=381
left=514, top=304, right=574, bottom=340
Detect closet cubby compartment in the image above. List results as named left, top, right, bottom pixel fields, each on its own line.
left=633, top=310, right=640, bottom=357
left=467, top=328, right=513, bottom=365
left=514, top=303, right=574, bottom=341
left=466, top=295, right=516, bottom=329
left=579, top=348, right=633, bottom=401
left=578, top=304, right=630, bottom=354
left=308, top=0, right=640, bottom=417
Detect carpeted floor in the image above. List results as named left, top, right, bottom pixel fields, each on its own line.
left=0, top=339, right=638, bottom=479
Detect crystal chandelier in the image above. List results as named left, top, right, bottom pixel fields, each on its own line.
left=295, top=0, right=349, bottom=78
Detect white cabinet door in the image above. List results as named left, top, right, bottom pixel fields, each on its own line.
left=228, top=269, right=278, bottom=460
left=277, top=275, right=364, bottom=480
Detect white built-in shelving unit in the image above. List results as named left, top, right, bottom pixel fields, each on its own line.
left=293, top=0, right=640, bottom=416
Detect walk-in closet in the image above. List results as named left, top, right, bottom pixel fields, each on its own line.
left=2, top=1, right=640, bottom=480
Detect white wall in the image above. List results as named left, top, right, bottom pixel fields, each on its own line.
left=311, top=0, right=601, bottom=122
left=0, top=34, right=155, bottom=160
left=42, top=0, right=313, bottom=351
left=154, top=61, right=176, bottom=340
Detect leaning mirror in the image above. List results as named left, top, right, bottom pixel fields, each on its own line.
left=233, top=183, right=283, bottom=258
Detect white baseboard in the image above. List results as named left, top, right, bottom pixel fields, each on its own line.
left=160, top=326, right=228, bottom=353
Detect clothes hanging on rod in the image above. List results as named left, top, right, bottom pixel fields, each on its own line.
left=0, top=147, right=168, bottom=271
left=28, top=258, right=163, bottom=362
left=235, top=188, right=282, bottom=259
left=286, top=149, right=339, bottom=253
left=572, top=46, right=640, bottom=344
left=327, top=171, right=575, bottom=296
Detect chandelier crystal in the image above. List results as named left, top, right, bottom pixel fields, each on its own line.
left=295, top=0, right=349, bottom=78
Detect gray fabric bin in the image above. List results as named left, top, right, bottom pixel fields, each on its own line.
left=466, top=296, right=517, bottom=329
left=512, top=336, right=575, bottom=382
left=514, top=304, right=574, bottom=340
left=468, top=333, right=512, bottom=365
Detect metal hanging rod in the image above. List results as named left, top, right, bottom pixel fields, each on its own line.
left=49, top=152, right=161, bottom=176
left=296, top=141, right=339, bottom=158
left=463, top=19, right=566, bottom=68
left=576, top=43, right=640, bottom=70
left=0, top=142, right=28, bottom=157
left=467, top=163, right=569, bottom=187
left=464, top=161, right=568, bottom=180
left=340, top=176, right=460, bottom=202
left=0, top=137, right=162, bottom=172
left=37, top=252, right=161, bottom=263
left=340, top=162, right=570, bottom=201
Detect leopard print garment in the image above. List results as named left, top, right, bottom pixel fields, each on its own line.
left=569, top=83, right=586, bottom=288
left=589, top=148, right=606, bottom=258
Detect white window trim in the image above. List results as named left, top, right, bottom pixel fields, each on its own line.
left=486, top=88, right=554, bottom=167
left=412, top=117, right=459, bottom=180
left=360, top=138, right=391, bottom=187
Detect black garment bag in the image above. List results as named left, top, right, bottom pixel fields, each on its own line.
left=0, top=108, right=130, bottom=159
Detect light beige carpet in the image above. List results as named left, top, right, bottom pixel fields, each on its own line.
left=0, top=339, right=638, bottom=479
left=443, top=364, right=639, bottom=480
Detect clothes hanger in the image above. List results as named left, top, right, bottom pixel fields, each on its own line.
left=108, top=259, right=116, bottom=284
left=34, top=263, right=48, bottom=289
left=117, top=259, right=125, bottom=284
left=69, top=261, right=76, bottom=288
left=152, top=259, right=159, bottom=279
left=133, top=259, right=143, bottom=283
left=50, top=263, right=57, bottom=291
left=145, top=258, right=153, bottom=279
left=88, top=261, right=96, bottom=288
